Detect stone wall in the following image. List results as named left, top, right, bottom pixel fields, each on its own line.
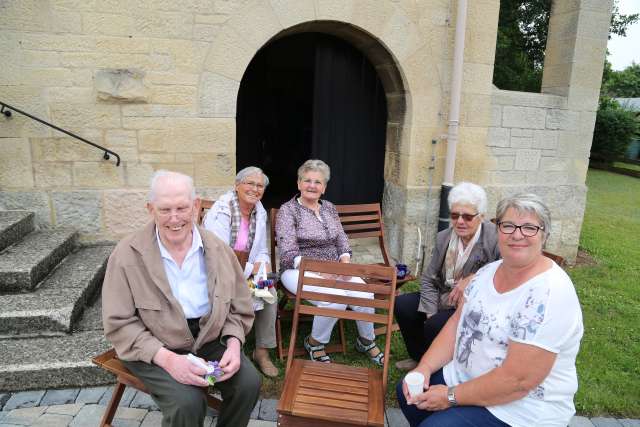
left=0, top=0, right=611, bottom=268
left=486, top=88, right=587, bottom=262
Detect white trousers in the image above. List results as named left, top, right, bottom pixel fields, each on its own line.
left=281, top=269, right=375, bottom=344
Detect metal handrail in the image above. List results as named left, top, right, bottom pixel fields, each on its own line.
left=0, top=101, right=121, bottom=166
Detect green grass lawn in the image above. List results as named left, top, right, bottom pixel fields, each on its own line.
left=612, top=161, right=640, bottom=172
left=254, top=169, right=639, bottom=416
left=569, top=169, right=640, bottom=417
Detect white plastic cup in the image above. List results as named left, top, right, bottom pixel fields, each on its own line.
left=404, top=372, right=425, bottom=397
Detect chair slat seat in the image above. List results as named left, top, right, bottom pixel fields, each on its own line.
left=278, top=359, right=385, bottom=427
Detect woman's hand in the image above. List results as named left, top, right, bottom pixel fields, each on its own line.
left=402, top=365, right=432, bottom=405
left=448, top=274, right=474, bottom=307
left=414, top=384, right=450, bottom=411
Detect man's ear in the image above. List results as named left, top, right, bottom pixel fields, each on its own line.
left=146, top=202, right=154, bottom=217
left=193, top=197, right=202, bottom=223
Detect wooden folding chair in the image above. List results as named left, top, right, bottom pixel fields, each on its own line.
left=91, top=349, right=222, bottom=427
left=198, top=198, right=214, bottom=225
left=277, top=258, right=397, bottom=427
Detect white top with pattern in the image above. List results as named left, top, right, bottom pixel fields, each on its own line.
left=443, top=260, right=583, bottom=427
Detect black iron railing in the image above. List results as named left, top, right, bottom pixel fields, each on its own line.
left=0, top=101, right=121, bottom=166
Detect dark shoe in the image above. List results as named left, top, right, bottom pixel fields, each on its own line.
left=303, top=335, right=331, bottom=363
left=355, top=337, right=384, bottom=367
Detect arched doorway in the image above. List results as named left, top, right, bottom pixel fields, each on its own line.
left=236, top=32, right=387, bottom=208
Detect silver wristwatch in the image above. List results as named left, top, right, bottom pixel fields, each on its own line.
left=447, top=386, right=458, bottom=407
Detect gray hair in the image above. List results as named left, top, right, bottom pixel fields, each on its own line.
left=235, top=166, right=269, bottom=187
left=297, top=159, right=330, bottom=184
left=496, top=193, right=551, bottom=242
left=448, top=182, right=488, bottom=215
left=148, top=170, right=196, bottom=202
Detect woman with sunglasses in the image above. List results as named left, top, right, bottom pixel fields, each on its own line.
left=395, top=182, right=500, bottom=371
left=202, top=166, right=278, bottom=378
left=397, top=193, right=583, bottom=427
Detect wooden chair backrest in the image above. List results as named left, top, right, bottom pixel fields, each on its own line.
left=270, top=203, right=391, bottom=269
left=198, top=198, right=214, bottom=225
left=286, top=258, right=397, bottom=389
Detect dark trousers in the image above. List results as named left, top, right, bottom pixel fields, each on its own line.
left=396, top=370, right=510, bottom=427
left=123, top=339, right=261, bottom=427
left=394, top=292, right=455, bottom=361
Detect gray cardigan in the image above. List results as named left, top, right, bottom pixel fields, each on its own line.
left=418, top=221, right=500, bottom=316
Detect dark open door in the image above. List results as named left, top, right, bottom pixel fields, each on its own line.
left=236, top=33, right=387, bottom=207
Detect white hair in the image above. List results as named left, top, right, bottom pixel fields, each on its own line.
left=148, top=170, right=196, bottom=202
left=448, top=182, right=488, bottom=215
left=235, top=166, right=269, bottom=187
left=297, top=159, right=330, bottom=184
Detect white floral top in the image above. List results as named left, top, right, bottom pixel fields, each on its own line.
left=443, top=260, right=584, bottom=427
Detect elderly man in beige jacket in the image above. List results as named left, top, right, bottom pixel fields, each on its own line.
left=102, top=170, right=260, bottom=427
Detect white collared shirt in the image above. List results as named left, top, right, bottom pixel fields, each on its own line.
left=156, top=225, right=210, bottom=319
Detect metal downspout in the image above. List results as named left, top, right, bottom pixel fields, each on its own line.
left=438, top=0, right=468, bottom=231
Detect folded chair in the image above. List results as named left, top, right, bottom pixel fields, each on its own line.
left=277, top=258, right=397, bottom=427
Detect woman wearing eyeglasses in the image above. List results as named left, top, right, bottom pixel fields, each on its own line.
left=275, top=159, right=383, bottom=366
left=202, top=166, right=278, bottom=378
left=397, top=193, right=583, bottom=427
left=395, top=182, right=500, bottom=371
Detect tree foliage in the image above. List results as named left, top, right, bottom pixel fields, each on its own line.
left=493, top=0, right=639, bottom=92
left=592, top=97, right=639, bottom=160
left=602, top=62, right=640, bottom=98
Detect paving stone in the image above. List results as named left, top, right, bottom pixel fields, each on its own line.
left=32, top=412, right=74, bottom=427
left=249, top=400, right=260, bottom=419
left=99, top=386, right=136, bottom=407
left=112, top=418, right=143, bottom=427
left=620, top=421, right=640, bottom=427
left=247, top=420, right=276, bottom=426
left=130, top=391, right=158, bottom=411
left=114, top=407, right=147, bottom=421
left=205, top=415, right=216, bottom=427
left=140, top=411, right=162, bottom=427
left=386, top=407, right=410, bottom=427
left=41, top=388, right=80, bottom=406
left=1, top=406, right=47, bottom=424
left=570, top=416, right=596, bottom=427
left=69, top=404, right=106, bottom=426
left=591, top=418, right=624, bottom=427
left=3, top=390, right=45, bottom=410
left=46, top=403, right=84, bottom=416
left=76, top=386, right=109, bottom=404
left=258, top=398, right=277, bottom=421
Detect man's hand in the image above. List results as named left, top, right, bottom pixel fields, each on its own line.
left=153, top=348, right=209, bottom=387
left=216, top=337, right=242, bottom=382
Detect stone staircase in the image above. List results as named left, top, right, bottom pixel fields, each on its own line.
left=0, top=210, right=115, bottom=392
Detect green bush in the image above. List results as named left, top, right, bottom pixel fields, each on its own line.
left=591, top=97, right=639, bottom=161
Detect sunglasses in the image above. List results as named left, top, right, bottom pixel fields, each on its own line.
left=450, top=212, right=479, bottom=222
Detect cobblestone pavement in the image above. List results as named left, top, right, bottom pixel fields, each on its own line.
left=1, top=386, right=639, bottom=426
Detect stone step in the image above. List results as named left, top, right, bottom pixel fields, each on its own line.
left=0, top=329, right=114, bottom=392
left=0, top=211, right=35, bottom=253
left=0, top=229, right=76, bottom=292
left=0, top=245, right=114, bottom=337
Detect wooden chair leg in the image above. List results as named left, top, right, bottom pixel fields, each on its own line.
left=338, top=319, right=346, bottom=354
left=276, top=315, right=285, bottom=360
left=99, top=381, right=126, bottom=427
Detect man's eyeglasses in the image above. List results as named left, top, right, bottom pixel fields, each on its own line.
left=156, top=206, right=192, bottom=217
left=497, top=221, right=544, bottom=237
left=450, top=212, right=479, bottom=222
left=242, top=181, right=265, bottom=190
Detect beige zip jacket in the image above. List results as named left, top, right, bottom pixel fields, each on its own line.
left=102, top=221, right=254, bottom=363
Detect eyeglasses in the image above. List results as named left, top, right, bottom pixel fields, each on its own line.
left=301, top=178, right=324, bottom=186
left=242, top=181, right=265, bottom=190
left=497, top=221, right=544, bottom=237
left=156, top=206, right=192, bottom=217
left=450, top=212, right=479, bottom=222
